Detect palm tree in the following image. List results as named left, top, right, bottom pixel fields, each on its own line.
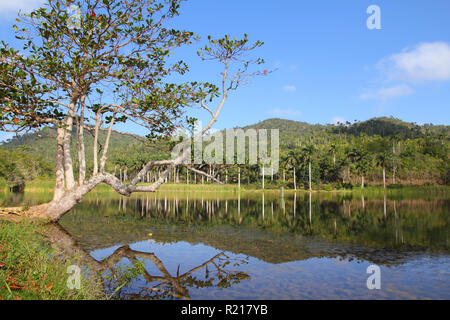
left=376, top=152, right=390, bottom=189
left=345, top=147, right=359, bottom=184
left=329, top=143, right=337, bottom=166
left=355, top=152, right=371, bottom=188
left=301, top=144, right=315, bottom=191
left=388, top=135, right=402, bottom=184
left=283, top=150, right=300, bottom=190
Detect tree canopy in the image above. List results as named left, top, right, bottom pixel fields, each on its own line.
left=0, top=0, right=268, bottom=220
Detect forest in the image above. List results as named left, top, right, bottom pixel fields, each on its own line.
left=2, top=116, right=448, bottom=191
left=0, top=148, right=52, bottom=191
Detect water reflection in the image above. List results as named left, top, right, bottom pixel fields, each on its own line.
left=102, top=247, right=249, bottom=300
left=59, top=192, right=450, bottom=262
left=47, top=223, right=249, bottom=300
left=2, top=190, right=450, bottom=299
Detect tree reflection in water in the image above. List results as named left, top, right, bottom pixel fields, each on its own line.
left=46, top=223, right=250, bottom=300
left=102, top=247, right=249, bottom=300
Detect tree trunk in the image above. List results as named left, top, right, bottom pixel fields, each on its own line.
left=393, top=166, right=396, bottom=184
left=361, top=176, right=364, bottom=188
left=262, top=165, right=264, bottom=190
left=238, top=167, right=241, bottom=188
left=43, top=168, right=178, bottom=221
left=53, top=126, right=66, bottom=202
left=46, top=176, right=106, bottom=221
left=93, top=112, right=100, bottom=175
left=99, top=108, right=117, bottom=173
left=293, top=167, right=296, bottom=190
left=63, top=107, right=75, bottom=190
left=47, top=193, right=85, bottom=221
left=77, top=97, right=86, bottom=185
left=383, top=167, right=386, bottom=189
left=392, top=142, right=396, bottom=184
left=309, top=160, right=312, bottom=191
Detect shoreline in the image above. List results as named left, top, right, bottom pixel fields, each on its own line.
left=2, top=180, right=449, bottom=194
left=0, top=217, right=104, bottom=300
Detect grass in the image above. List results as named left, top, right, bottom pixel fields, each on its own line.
left=158, top=183, right=251, bottom=192
left=0, top=218, right=104, bottom=300
left=8, top=178, right=450, bottom=195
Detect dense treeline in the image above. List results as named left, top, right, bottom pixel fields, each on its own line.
left=1, top=126, right=139, bottom=165
left=0, top=147, right=53, bottom=191
left=1, top=117, right=449, bottom=189
left=107, top=117, right=449, bottom=189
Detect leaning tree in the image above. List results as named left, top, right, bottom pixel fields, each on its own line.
left=0, top=0, right=267, bottom=220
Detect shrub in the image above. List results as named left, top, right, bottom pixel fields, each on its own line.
left=387, top=183, right=404, bottom=189
left=321, top=184, right=333, bottom=191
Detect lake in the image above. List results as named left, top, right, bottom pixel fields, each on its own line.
left=1, top=189, right=449, bottom=299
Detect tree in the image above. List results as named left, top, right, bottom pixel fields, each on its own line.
left=0, top=0, right=267, bottom=220
left=355, top=151, right=371, bottom=188
left=0, top=147, right=53, bottom=191
left=283, top=150, right=300, bottom=190
left=301, top=144, right=315, bottom=191
left=329, top=143, right=337, bottom=166
left=375, top=151, right=390, bottom=189
left=345, top=147, right=360, bottom=184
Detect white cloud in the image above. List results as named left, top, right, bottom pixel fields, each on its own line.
left=378, top=42, right=450, bottom=83
left=359, top=84, right=413, bottom=101
left=282, top=85, right=297, bottom=92
left=0, top=0, right=45, bottom=17
left=267, top=108, right=302, bottom=118
left=331, top=116, right=345, bottom=124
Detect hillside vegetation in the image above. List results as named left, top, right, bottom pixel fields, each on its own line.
left=1, top=117, right=449, bottom=189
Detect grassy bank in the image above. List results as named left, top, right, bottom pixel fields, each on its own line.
left=0, top=218, right=104, bottom=300
left=19, top=178, right=450, bottom=192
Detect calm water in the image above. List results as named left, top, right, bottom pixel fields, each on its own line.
left=2, top=190, right=450, bottom=299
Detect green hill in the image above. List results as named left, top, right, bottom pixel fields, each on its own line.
left=333, top=117, right=449, bottom=138
left=1, top=117, right=449, bottom=187
left=1, top=126, right=140, bottom=166
left=244, top=116, right=449, bottom=143
left=3, top=117, right=448, bottom=159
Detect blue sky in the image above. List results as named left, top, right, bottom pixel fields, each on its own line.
left=1, top=0, right=449, bottom=140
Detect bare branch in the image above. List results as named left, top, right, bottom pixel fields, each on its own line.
left=99, top=107, right=118, bottom=173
